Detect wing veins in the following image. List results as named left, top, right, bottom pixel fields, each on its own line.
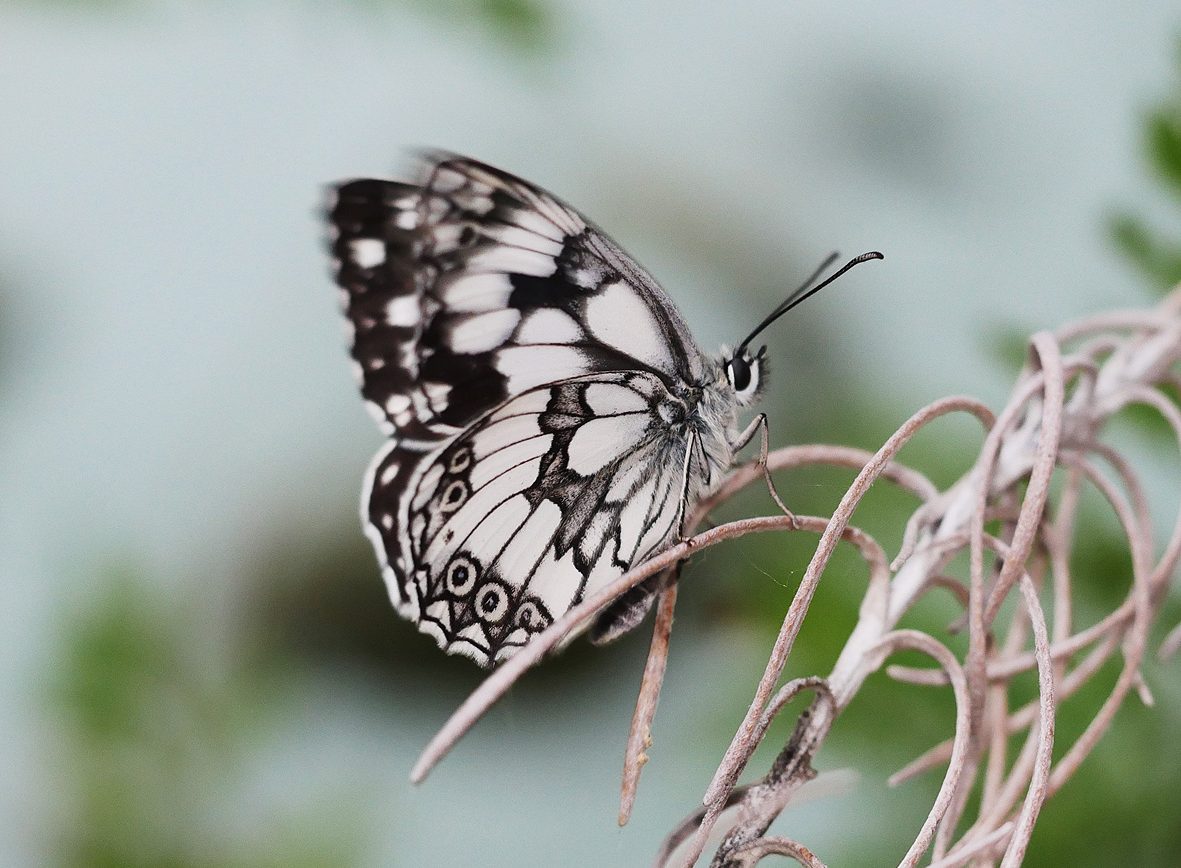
left=633, top=452, right=679, bottom=560
left=439, top=453, right=550, bottom=558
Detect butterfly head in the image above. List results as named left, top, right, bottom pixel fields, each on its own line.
left=722, top=344, right=767, bottom=407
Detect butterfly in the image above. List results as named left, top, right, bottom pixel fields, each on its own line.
left=327, top=153, right=878, bottom=667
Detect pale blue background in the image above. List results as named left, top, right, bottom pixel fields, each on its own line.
left=3, top=3, right=1179, bottom=865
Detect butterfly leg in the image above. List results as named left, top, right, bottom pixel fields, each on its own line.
left=733, top=413, right=797, bottom=527
left=675, top=430, right=700, bottom=547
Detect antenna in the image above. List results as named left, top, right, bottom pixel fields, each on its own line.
left=737, top=251, right=884, bottom=352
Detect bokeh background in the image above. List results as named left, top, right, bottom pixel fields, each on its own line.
left=4, top=2, right=1181, bottom=865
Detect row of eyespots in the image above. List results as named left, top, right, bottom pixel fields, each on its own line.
left=434, top=445, right=474, bottom=516
left=444, top=554, right=509, bottom=622
left=443, top=553, right=550, bottom=631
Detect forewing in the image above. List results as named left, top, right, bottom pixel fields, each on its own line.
left=328, top=155, right=707, bottom=442
left=362, top=372, right=693, bottom=666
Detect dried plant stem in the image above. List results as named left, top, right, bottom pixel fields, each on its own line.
left=728, top=837, right=826, bottom=867
left=682, top=295, right=1181, bottom=867
left=619, top=578, right=679, bottom=826
left=410, top=290, right=1181, bottom=867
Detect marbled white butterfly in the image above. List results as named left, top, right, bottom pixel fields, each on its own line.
left=327, top=154, right=878, bottom=666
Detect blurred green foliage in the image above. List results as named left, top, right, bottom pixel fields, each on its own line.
left=1111, top=41, right=1181, bottom=292
left=25, top=0, right=556, bottom=55
left=999, top=42, right=1181, bottom=455
left=467, top=0, right=552, bottom=50
left=50, top=566, right=363, bottom=868
left=379, top=0, right=556, bottom=55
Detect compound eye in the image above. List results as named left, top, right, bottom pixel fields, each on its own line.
left=728, top=355, right=752, bottom=393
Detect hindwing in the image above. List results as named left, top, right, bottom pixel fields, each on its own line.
left=362, top=372, right=695, bottom=666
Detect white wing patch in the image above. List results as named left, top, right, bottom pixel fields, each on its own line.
left=350, top=238, right=385, bottom=268
left=440, top=272, right=514, bottom=312
left=495, top=345, right=592, bottom=395
left=448, top=309, right=523, bottom=353
left=385, top=296, right=420, bottom=327
left=585, top=281, right=677, bottom=375
left=466, top=245, right=558, bottom=277
left=516, top=309, right=583, bottom=344
left=567, top=414, right=651, bottom=475
left=481, top=222, right=566, bottom=256
left=584, top=381, right=650, bottom=415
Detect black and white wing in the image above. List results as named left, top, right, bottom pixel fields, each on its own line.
left=328, top=155, right=724, bottom=665
left=328, top=155, right=709, bottom=443
left=364, top=372, right=701, bottom=666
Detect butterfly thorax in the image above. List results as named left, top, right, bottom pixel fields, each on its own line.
left=677, top=359, right=744, bottom=497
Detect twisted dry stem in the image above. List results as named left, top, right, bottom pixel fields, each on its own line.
left=410, top=290, right=1181, bottom=866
